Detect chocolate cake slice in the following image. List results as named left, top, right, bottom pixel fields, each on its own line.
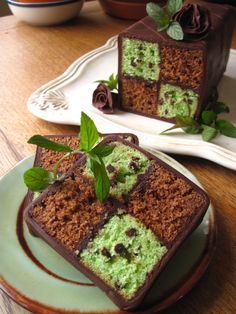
left=24, top=136, right=209, bottom=310
left=118, top=2, right=235, bottom=122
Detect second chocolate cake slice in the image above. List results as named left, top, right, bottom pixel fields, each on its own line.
left=24, top=135, right=209, bottom=310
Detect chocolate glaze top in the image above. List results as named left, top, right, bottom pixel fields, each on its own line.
left=120, top=2, right=235, bottom=48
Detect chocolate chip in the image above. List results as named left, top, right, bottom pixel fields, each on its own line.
left=101, top=247, right=111, bottom=258
left=63, top=215, right=69, bottom=222
left=145, top=82, right=152, bottom=88
left=115, top=282, right=123, bottom=290
left=187, top=99, right=193, bottom=105
left=131, top=59, right=137, bottom=67
left=107, top=164, right=116, bottom=173
left=138, top=44, right=143, bottom=50
left=126, top=228, right=137, bottom=237
left=129, top=161, right=139, bottom=171
left=132, top=156, right=140, bottom=162
left=149, top=63, right=153, bottom=69
left=114, top=243, right=126, bottom=255
left=110, top=179, right=117, bottom=188
left=87, top=197, right=93, bottom=205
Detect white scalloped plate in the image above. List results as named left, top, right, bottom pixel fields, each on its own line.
left=27, top=37, right=236, bottom=170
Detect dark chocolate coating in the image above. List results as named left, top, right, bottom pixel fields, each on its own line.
left=24, top=136, right=209, bottom=310
left=118, top=1, right=236, bottom=122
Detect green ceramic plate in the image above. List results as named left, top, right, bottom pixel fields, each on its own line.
left=0, top=151, right=216, bottom=314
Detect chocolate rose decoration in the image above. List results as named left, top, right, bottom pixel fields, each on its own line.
left=92, top=83, right=118, bottom=114
left=173, top=4, right=211, bottom=41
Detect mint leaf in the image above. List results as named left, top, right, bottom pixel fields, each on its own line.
left=157, top=12, right=171, bottom=32
left=216, top=119, right=236, bottom=138
left=80, top=112, right=99, bottom=152
left=202, top=125, right=218, bottom=142
left=24, top=167, right=55, bottom=192
left=146, top=3, right=170, bottom=32
left=167, top=0, right=183, bottom=16
left=90, top=157, right=110, bottom=203
left=108, top=73, right=118, bottom=91
left=201, top=110, right=217, bottom=125
left=95, top=73, right=118, bottom=91
left=176, top=115, right=199, bottom=127
left=91, top=145, right=114, bottom=158
left=146, top=2, right=163, bottom=20
left=167, top=21, right=184, bottom=40
left=213, top=102, right=230, bottom=114
left=161, top=115, right=199, bottom=134
left=184, top=126, right=202, bottom=134
left=147, top=1, right=184, bottom=40
left=28, top=135, right=72, bottom=152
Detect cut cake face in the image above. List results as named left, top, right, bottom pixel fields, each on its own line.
left=118, top=2, right=235, bottom=122
left=24, top=136, right=209, bottom=310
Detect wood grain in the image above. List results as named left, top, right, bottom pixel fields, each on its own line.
left=0, top=1, right=236, bottom=313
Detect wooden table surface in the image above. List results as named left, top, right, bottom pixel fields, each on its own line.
left=0, top=1, right=236, bottom=313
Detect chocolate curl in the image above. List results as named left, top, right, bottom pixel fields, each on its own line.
left=173, top=4, right=211, bottom=41
left=92, top=83, right=118, bottom=114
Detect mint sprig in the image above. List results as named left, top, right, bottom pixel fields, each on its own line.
left=80, top=112, right=114, bottom=202
left=161, top=101, right=236, bottom=142
left=95, top=73, right=118, bottom=91
left=146, top=0, right=184, bottom=41
left=24, top=112, right=114, bottom=203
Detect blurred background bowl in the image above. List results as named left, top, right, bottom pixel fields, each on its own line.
left=7, top=0, right=84, bottom=26
left=98, top=0, right=166, bottom=20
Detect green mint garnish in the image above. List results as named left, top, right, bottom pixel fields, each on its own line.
left=91, top=145, right=114, bottom=158
left=95, top=73, right=118, bottom=91
left=28, top=135, right=73, bottom=152
left=166, top=21, right=184, bottom=41
left=212, top=102, right=230, bottom=114
left=215, top=120, right=236, bottom=138
left=80, top=112, right=99, bottom=152
left=146, top=0, right=184, bottom=41
left=90, top=156, right=110, bottom=203
left=79, top=112, right=114, bottom=202
left=161, top=101, right=236, bottom=142
left=167, top=0, right=182, bottom=15
left=24, top=112, right=114, bottom=203
left=201, top=125, right=218, bottom=142
left=201, top=111, right=217, bottom=125
left=161, top=115, right=199, bottom=133
left=23, top=168, right=55, bottom=192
